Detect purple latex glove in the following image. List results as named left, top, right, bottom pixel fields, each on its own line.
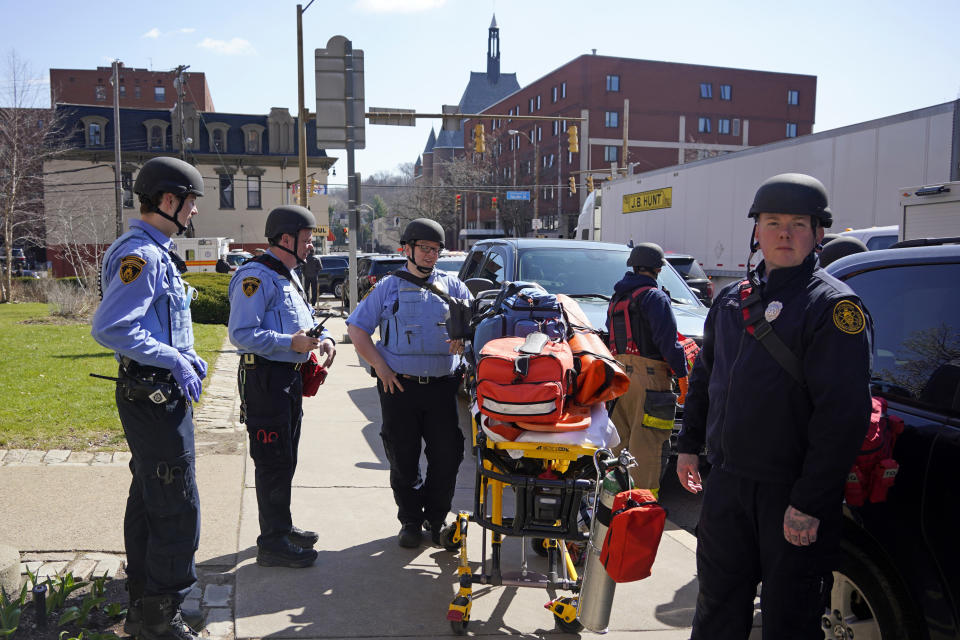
left=172, top=353, right=203, bottom=402
left=181, top=349, right=208, bottom=380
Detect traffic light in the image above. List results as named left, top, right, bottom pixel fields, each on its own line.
left=586, top=175, right=594, bottom=193
left=491, top=195, right=498, bottom=209
left=474, top=124, right=486, bottom=153
left=568, top=176, right=576, bottom=194
left=455, top=193, right=462, bottom=215
left=343, top=226, right=349, bottom=237
left=567, top=125, right=579, bottom=153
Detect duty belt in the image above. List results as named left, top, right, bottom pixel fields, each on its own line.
left=241, top=353, right=304, bottom=370
left=398, top=373, right=458, bottom=384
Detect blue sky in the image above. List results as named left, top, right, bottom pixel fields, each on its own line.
left=4, top=0, right=959, bottom=184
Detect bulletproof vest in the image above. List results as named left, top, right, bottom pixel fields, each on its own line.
left=607, top=286, right=662, bottom=360
left=100, top=227, right=195, bottom=351
left=378, top=275, right=456, bottom=377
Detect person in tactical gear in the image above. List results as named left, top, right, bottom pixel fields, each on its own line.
left=677, top=173, right=873, bottom=639
left=346, top=218, right=472, bottom=548
left=228, top=205, right=336, bottom=568
left=91, top=156, right=207, bottom=640
left=605, top=242, right=688, bottom=497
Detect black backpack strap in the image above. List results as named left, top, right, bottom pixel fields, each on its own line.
left=738, top=280, right=804, bottom=386
left=390, top=269, right=455, bottom=305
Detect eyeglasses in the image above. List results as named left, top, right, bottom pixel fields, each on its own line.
left=413, top=244, right=441, bottom=255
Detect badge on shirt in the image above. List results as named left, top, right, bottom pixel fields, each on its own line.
left=833, top=300, right=866, bottom=335
left=764, top=300, right=783, bottom=322
left=242, top=277, right=261, bottom=297
left=119, top=255, right=145, bottom=284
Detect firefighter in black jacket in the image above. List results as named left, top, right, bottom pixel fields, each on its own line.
left=676, top=173, right=872, bottom=640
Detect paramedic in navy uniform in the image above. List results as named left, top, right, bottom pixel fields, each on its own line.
left=91, top=156, right=207, bottom=640
left=346, top=218, right=472, bottom=548
left=228, top=205, right=336, bottom=568
left=676, top=173, right=872, bottom=639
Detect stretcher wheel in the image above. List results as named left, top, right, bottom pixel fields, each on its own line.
left=439, top=523, right=460, bottom=552
left=450, top=619, right=469, bottom=635
left=552, top=598, right=583, bottom=634
left=530, top=537, right=549, bottom=557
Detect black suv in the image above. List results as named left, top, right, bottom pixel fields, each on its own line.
left=341, top=254, right=407, bottom=308
left=824, top=243, right=960, bottom=639
left=665, top=253, right=713, bottom=306
left=316, top=255, right=348, bottom=298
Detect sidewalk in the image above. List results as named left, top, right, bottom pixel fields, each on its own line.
left=1, top=308, right=703, bottom=639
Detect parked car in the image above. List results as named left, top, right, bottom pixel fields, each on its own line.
left=459, top=238, right=707, bottom=342
left=665, top=253, right=713, bottom=305
left=341, top=254, right=407, bottom=308
left=224, top=250, right=253, bottom=272
left=824, top=241, right=960, bottom=639
left=316, top=255, right=348, bottom=298
left=839, top=225, right=900, bottom=251
left=0, top=247, right=28, bottom=274
left=436, top=251, right=468, bottom=278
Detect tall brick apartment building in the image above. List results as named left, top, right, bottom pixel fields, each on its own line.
left=50, top=64, right=214, bottom=111
left=463, top=54, right=816, bottom=235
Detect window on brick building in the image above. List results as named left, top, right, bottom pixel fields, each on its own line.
left=561, top=81, right=567, bottom=98
left=154, top=86, right=165, bottom=102
left=89, top=123, right=102, bottom=145
left=536, top=95, right=541, bottom=110
left=700, top=83, right=713, bottom=99
left=552, top=121, right=559, bottom=136
left=119, top=85, right=126, bottom=98
left=134, top=85, right=141, bottom=99
left=698, top=117, right=711, bottom=133
left=720, top=84, right=732, bottom=100
left=786, top=122, right=798, bottom=138
left=213, top=129, right=224, bottom=152
left=537, top=126, right=542, bottom=142
left=552, top=86, right=557, bottom=103
left=732, top=118, right=741, bottom=137
left=787, top=90, right=799, bottom=105
left=718, top=118, right=730, bottom=134
left=529, top=97, right=535, bottom=113
left=95, top=85, right=106, bottom=101
left=150, top=126, right=164, bottom=150
left=605, top=111, right=618, bottom=128
left=246, top=130, right=260, bottom=153
left=606, top=75, right=620, bottom=92
left=122, top=172, right=134, bottom=208
left=219, top=174, right=234, bottom=209
left=604, top=146, right=618, bottom=162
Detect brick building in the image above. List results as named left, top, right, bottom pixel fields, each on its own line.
left=50, top=65, right=215, bottom=112
left=463, top=54, right=816, bottom=235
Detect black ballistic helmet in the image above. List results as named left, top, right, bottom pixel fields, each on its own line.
left=265, top=205, right=316, bottom=241
left=627, top=242, right=665, bottom=270
left=748, top=173, right=833, bottom=228
left=401, top=218, right=445, bottom=248
left=819, top=236, right=867, bottom=268
left=134, top=157, right=205, bottom=201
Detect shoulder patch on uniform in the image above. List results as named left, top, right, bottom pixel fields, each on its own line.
left=119, top=255, right=146, bottom=284
left=241, top=277, right=261, bottom=297
left=832, top=300, right=865, bottom=335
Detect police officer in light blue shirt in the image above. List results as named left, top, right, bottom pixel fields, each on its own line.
left=91, top=156, right=206, bottom=640
left=347, top=218, right=471, bottom=548
left=228, top=205, right=335, bottom=568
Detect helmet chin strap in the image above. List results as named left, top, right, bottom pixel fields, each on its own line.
left=406, top=245, right=433, bottom=276
left=153, top=195, right=189, bottom=236
left=272, top=238, right=307, bottom=266
left=746, top=223, right=761, bottom=285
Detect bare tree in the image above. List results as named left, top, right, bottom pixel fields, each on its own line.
left=44, top=194, right=113, bottom=293
left=0, top=51, right=71, bottom=301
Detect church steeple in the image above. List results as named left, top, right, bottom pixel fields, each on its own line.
left=487, top=14, right=500, bottom=83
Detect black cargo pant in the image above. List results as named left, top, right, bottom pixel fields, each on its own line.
left=691, top=466, right=838, bottom=640
left=239, top=359, right=303, bottom=546
left=117, top=378, right=200, bottom=600
left=377, top=376, right=465, bottom=526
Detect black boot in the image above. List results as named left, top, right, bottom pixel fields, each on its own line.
left=139, top=595, right=201, bottom=640
left=125, top=583, right=205, bottom=636
left=288, top=525, right=319, bottom=549
left=257, top=537, right=318, bottom=568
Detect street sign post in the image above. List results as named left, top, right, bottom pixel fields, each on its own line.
left=506, top=190, right=531, bottom=201
left=315, top=35, right=366, bottom=150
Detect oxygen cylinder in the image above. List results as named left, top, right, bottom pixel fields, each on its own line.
left=576, top=460, right=631, bottom=632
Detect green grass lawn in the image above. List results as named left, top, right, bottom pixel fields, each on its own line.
left=0, top=303, right=227, bottom=451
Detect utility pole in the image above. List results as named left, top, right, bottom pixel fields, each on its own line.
left=174, top=65, right=189, bottom=160
left=296, top=2, right=315, bottom=207
left=111, top=60, right=123, bottom=239
left=533, top=129, right=539, bottom=228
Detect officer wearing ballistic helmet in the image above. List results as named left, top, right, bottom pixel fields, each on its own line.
left=228, top=205, right=336, bottom=568
left=605, top=242, right=688, bottom=497
left=346, top=218, right=472, bottom=548
left=819, top=235, right=868, bottom=268
left=91, top=156, right=207, bottom=640
left=677, top=173, right=872, bottom=639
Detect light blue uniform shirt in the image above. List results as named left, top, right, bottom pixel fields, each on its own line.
left=91, top=220, right=197, bottom=370
left=228, top=250, right=331, bottom=362
left=347, top=268, right=472, bottom=377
